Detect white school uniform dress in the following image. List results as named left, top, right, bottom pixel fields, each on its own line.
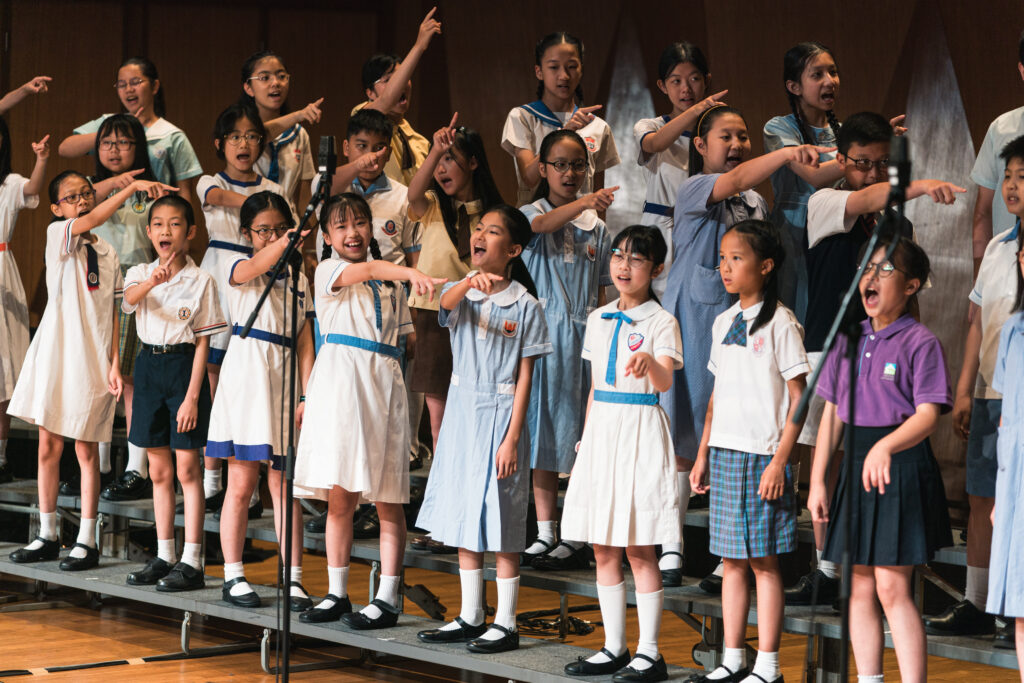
left=205, top=258, right=313, bottom=464
left=501, top=101, right=620, bottom=206
left=255, top=124, right=315, bottom=205
left=8, top=220, right=122, bottom=442
left=561, top=300, right=683, bottom=547
left=634, top=116, right=691, bottom=297
left=0, top=174, right=39, bottom=402
left=294, top=258, right=413, bottom=503
left=415, top=280, right=552, bottom=553
left=196, top=172, right=287, bottom=364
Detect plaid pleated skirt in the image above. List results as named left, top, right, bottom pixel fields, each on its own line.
left=708, top=447, right=797, bottom=558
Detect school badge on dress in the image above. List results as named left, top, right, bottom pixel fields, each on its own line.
left=752, top=335, right=765, bottom=356
left=627, top=332, right=644, bottom=351
left=502, top=320, right=519, bottom=337
left=586, top=243, right=597, bottom=261
left=382, top=220, right=398, bottom=236
left=178, top=306, right=192, bottom=321
left=131, top=191, right=147, bottom=214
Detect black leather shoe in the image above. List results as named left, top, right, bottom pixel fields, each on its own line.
left=298, top=594, right=351, bottom=623
left=59, top=543, right=99, bottom=571
left=418, top=616, right=487, bottom=643
left=410, top=534, right=432, bottom=550
left=565, top=647, right=631, bottom=675
left=9, top=537, right=60, bottom=563
left=924, top=599, right=995, bottom=635
left=289, top=582, right=314, bottom=612
left=59, top=475, right=80, bottom=496
left=157, top=562, right=205, bottom=592
left=204, top=488, right=225, bottom=512
left=698, top=572, right=722, bottom=594
left=428, top=539, right=457, bottom=554
left=659, top=551, right=684, bottom=588
left=743, top=675, right=783, bottom=683
left=101, top=470, right=151, bottom=501
left=995, top=621, right=1016, bottom=649
left=0, top=463, right=13, bottom=484
left=612, top=653, right=668, bottom=682
left=521, top=537, right=554, bottom=567
left=305, top=510, right=327, bottom=534
left=353, top=507, right=381, bottom=539
left=341, top=598, right=400, bottom=629
left=531, top=542, right=591, bottom=571
left=127, top=556, right=174, bottom=585
left=222, top=576, right=261, bottom=608
left=466, top=623, right=519, bottom=653
left=785, top=569, right=840, bottom=606
left=683, top=665, right=749, bottom=682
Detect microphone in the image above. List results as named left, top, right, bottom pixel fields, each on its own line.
left=887, top=135, right=910, bottom=202
left=317, top=135, right=337, bottom=176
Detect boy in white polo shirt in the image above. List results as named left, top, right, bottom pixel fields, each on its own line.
left=122, top=195, right=226, bottom=592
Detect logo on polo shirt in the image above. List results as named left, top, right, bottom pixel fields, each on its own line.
left=586, top=243, right=596, bottom=261
left=752, top=335, right=765, bottom=356
left=627, top=332, right=644, bottom=351
left=584, top=136, right=597, bottom=152
left=502, top=320, right=518, bottom=337
left=882, top=362, right=897, bottom=381
left=178, top=306, right=192, bottom=320
left=88, top=272, right=99, bottom=285
left=382, top=220, right=398, bottom=236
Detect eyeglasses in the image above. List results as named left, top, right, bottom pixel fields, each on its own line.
left=57, top=189, right=96, bottom=205
left=248, top=71, right=290, bottom=85
left=543, top=159, right=587, bottom=174
left=610, top=249, right=650, bottom=268
left=114, top=77, right=148, bottom=90
left=244, top=225, right=290, bottom=240
left=99, top=139, right=136, bottom=151
left=846, top=157, right=889, bottom=172
left=225, top=133, right=263, bottom=146
left=857, top=260, right=901, bottom=279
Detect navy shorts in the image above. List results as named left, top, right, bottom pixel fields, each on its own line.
left=966, top=398, right=1000, bottom=498
left=130, top=345, right=212, bottom=450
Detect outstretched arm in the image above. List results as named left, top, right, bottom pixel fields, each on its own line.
left=365, top=8, right=441, bottom=115
left=710, top=144, right=833, bottom=203
left=24, top=135, right=50, bottom=198
left=0, top=76, right=51, bottom=116
left=70, top=180, right=178, bottom=236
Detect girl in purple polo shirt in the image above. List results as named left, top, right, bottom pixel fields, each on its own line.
left=808, top=235, right=952, bottom=683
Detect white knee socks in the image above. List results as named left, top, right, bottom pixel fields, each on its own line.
left=629, top=589, right=663, bottom=670
left=586, top=581, right=626, bottom=664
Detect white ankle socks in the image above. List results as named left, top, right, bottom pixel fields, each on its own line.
left=360, top=574, right=401, bottom=619
left=126, top=443, right=148, bottom=479
left=181, top=542, right=201, bottom=570
left=586, top=581, right=626, bottom=664
left=477, top=576, right=518, bottom=641
left=712, top=560, right=724, bottom=577
left=68, top=519, right=97, bottom=558
left=223, top=561, right=251, bottom=596
left=966, top=565, right=989, bottom=610
left=749, top=650, right=779, bottom=681
left=40, top=511, right=57, bottom=541
left=440, top=568, right=484, bottom=631
left=817, top=548, right=839, bottom=579
left=525, top=520, right=556, bottom=554
left=315, top=565, right=349, bottom=609
left=548, top=539, right=585, bottom=559
left=857, top=675, right=884, bottom=682
left=157, top=538, right=177, bottom=564
left=706, top=647, right=747, bottom=680
left=249, top=483, right=261, bottom=507
left=204, top=467, right=222, bottom=499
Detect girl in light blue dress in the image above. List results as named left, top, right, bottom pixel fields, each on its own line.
left=416, top=205, right=550, bottom=655
left=518, top=129, right=612, bottom=568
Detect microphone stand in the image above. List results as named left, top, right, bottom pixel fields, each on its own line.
left=238, top=161, right=333, bottom=681
left=792, top=136, right=908, bottom=682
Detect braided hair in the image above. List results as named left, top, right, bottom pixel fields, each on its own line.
left=783, top=42, right=841, bottom=145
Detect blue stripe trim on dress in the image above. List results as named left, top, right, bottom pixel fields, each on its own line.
left=232, top=323, right=292, bottom=347
left=207, top=346, right=226, bottom=365
left=321, top=333, right=400, bottom=360
left=206, top=440, right=284, bottom=470
left=208, top=240, right=253, bottom=254
left=593, top=389, right=659, bottom=405
left=642, top=202, right=673, bottom=217
left=217, top=171, right=263, bottom=188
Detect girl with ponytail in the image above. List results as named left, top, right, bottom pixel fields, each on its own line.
left=294, top=192, right=444, bottom=628
left=689, top=219, right=809, bottom=683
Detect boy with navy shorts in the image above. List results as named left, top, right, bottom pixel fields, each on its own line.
left=123, top=195, right=226, bottom=591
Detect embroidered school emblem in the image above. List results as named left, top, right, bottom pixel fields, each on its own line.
left=294, top=149, right=302, bottom=163
left=382, top=220, right=398, bottom=236
left=627, top=332, right=644, bottom=351
left=177, top=306, right=192, bottom=321
left=584, top=136, right=597, bottom=152
left=131, top=193, right=147, bottom=213
left=752, top=335, right=765, bottom=356
left=586, top=243, right=596, bottom=261
left=882, top=362, right=897, bottom=381
left=502, top=320, right=519, bottom=337
left=88, top=272, right=99, bottom=285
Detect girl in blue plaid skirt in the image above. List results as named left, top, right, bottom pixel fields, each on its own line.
left=690, top=220, right=809, bottom=683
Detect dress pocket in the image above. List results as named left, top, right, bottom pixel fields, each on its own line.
left=689, top=263, right=729, bottom=306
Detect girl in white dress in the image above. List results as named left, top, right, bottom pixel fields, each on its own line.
left=0, top=120, right=49, bottom=481
left=294, top=193, right=442, bottom=628
left=561, top=225, right=682, bottom=681
left=206, top=191, right=315, bottom=610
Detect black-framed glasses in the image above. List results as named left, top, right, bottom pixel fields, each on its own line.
left=248, top=71, right=290, bottom=85
left=58, top=189, right=96, bottom=205
left=99, top=139, right=136, bottom=151
left=225, top=133, right=263, bottom=146
left=858, top=260, right=901, bottom=279
left=846, top=157, right=889, bottom=172
left=610, top=249, right=650, bottom=268
left=544, top=159, right=587, bottom=174
left=244, top=225, right=290, bottom=240
left=114, top=77, right=148, bottom=90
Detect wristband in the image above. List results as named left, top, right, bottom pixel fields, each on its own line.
left=464, top=270, right=479, bottom=281
left=299, top=395, right=306, bottom=403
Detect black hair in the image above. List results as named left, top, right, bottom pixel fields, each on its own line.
left=657, top=41, right=709, bottom=82
left=347, top=108, right=394, bottom=141
left=485, top=204, right=538, bottom=298
left=239, top=50, right=290, bottom=115
left=859, top=232, right=931, bottom=318
left=534, top=32, right=585, bottom=103
left=0, top=117, right=10, bottom=188
left=149, top=194, right=195, bottom=227
left=213, top=101, right=268, bottom=161
left=318, top=192, right=382, bottom=262
left=689, top=105, right=744, bottom=175
left=429, top=126, right=504, bottom=247
left=611, top=225, right=669, bottom=303
left=93, top=114, right=156, bottom=182
left=119, top=57, right=166, bottom=118
left=239, top=190, right=295, bottom=235
left=782, top=42, right=840, bottom=145
left=999, top=134, right=1024, bottom=167
left=531, top=129, right=588, bottom=202
left=361, top=54, right=400, bottom=93
left=724, top=219, right=786, bottom=335
left=836, top=111, right=891, bottom=156
left=48, top=170, right=89, bottom=205
left=1015, top=224, right=1024, bottom=313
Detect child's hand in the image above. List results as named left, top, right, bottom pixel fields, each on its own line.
left=432, top=113, right=458, bottom=153
left=807, top=482, right=829, bottom=523
left=295, top=401, right=305, bottom=429
left=20, top=76, right=51, bottom=96
left=564, top=105, right=602, bottom=132
left=692, top=90, right=729, bottom=115
left=416, top=6, right=442, bottom=49
left=356, top=148, right=388, bottom=174
left=31, top=134, right=50, bottom=160
left=952, top=393, right=972, bottom=440
left=758, top=460, right=786, bottom=501
left=623, top=351, right=653, bottom=379
left=582, top=186, right=617, bottom=213
left=295, top=97, right=324, bottom=126
left=467, top=271, right=503, bottom=294
left=407, top=269, right=447, bottom=301
left=111, top=168, right=145, bottom=190
left=689, top=455, right=709, bottom=495
left=128, top=103, right=146, bottom=121
left=176, top=396, right=199, bottom=433
left=495, top=438, right=517, bottom=479
left=890, top=114, right=908, bottom=136
left=107, top=365, right=124, bottom=401
left=132, top=179, right=179, bottom=199
left=789, top=144, right=836, bottom=168
left=924, top=180, right=966, bottom=204
left=862, top=444, right=892, bottom=493
left=149, top=252, right=178, bottom=287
